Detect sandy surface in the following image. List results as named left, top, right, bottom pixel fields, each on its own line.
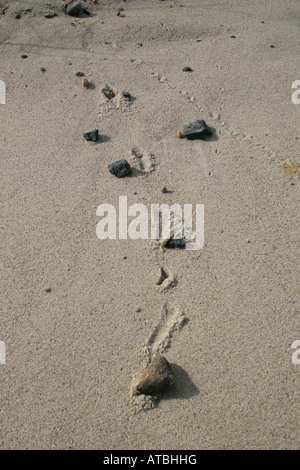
left=0, top=0, right=299, bottom=450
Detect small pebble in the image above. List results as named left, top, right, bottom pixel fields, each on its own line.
left=83, top=129, right=99, bottom=142
left=161, top=186, right=168, bottom=193
left=21, top=54, right=28, bottom=59
left=45, top=288, right=52, bottom=293
left=136, top=308, right=142, bottom=313
left=44, top=12, right=57, bottom=19
left=40, top=67, right=46, bottom=72
left=122, top=91, right=131, bottom=99
left=76, top=72, right=84, bottom=77
left=183, top=66, right=193, bottom=72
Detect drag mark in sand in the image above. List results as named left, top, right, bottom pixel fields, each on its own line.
left=144, top=303, right=187, bottom=364
left=131, top=304, right=187, bottom=413
left=99, top=84, right=135, bottom=117
left=156, top=266, right=176, bottom=291
left=130, top=147, right=156, bottom=175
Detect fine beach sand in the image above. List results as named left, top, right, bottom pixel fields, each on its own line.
left=0, top=0, right=299, bottom=450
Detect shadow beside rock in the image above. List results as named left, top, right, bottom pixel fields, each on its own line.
left=164, top=363, right=199, bottom=401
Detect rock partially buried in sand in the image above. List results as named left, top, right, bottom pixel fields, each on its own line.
left=66, top=2, right=82, bottom=17
left=135, top=355, right=175, bottom=396
left=83, top=129, right=99, bottom=142
left=108, top=159, right=132, bottom=178
left=180, top=119, right=213, bottom=140
left=82, top=78, right=91, bottom=88
left=165, top=238, right=186, bottom=249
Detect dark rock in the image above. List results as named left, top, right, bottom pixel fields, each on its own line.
left=135, top=355, right=175, bottom=395
left=108, top=159, right=132, bottom=178
left=182, top=119, right=213, bottom=140
left=183, top=66, right=193, bottom=72
left=21, top=54, right=28, bottom=59
left=76, top=72, right=85, bottom=77
left=122, top=91, right=131, bottom=99
left=40, top=67, right=46, bottom=72
left=83, top=129, right=99, bottom=142
left=165, top=238, right=186, bottom=249
left=45, top=288, right=52, bottom=293
left=66, top=2, right=82, bottom=17
left=102, top=85, right=115, bottom=100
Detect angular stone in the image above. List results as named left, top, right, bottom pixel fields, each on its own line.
left=135, top=355, right=175, bottom=395
left=83, top=129, right=99, bottom=142
left=108, top=159, right=132, bottom=178
left=183, top=66, right=193, bottom=72
left=182, top=119, right=213, bottom=140
left=66, top=2, right=82, bottom=16
left=165, top=238, right=186, bottom=249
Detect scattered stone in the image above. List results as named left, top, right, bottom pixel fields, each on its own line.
left=136, top=308, right=142, bottom=313
left=270, top=45, right=275, bottom=48
left=108, top=159, right=132, bottom=178
left=21, top=54, right=28, bottom=59
left=102, top=85, right=115, bottom=100
left=45, top=288, right=52, bottom=293
left=76, top=71, right=85, bottom=77
left=66, top=2, right=82, bottom=16
left=82, top=78, right=91, bottom=88
left=14, top=13, right=21, bottom=19
left=231, top=35, right=236, bottom=38
left=183, top=66, right=193, bottom=72
left=44, top=12, right=57, bottom=18
left=40, top=67, right=46, bottom=72
left=83, top=129, right=99, bottom=142
left=161, top=186, right=168, bottom=193
left=122, top=91, right=131, bottom=99
left=177, top=131, right=183, bottom=139
left=135, top=355, right=175, bottom=396
left=165, top=238, right=186, bottom=249
left=180, top=119, right=213, bottom=140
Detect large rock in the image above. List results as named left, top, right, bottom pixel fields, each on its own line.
left=165, top=238, right=186, bottom=249
left=66, top=2, right=82, bottom=17
left=83, top=129, right=98, bottom=142
left=182, top=119, right=213, bottom=140
left=135, top=355, right=175, bottom=395
left=108, top=159, right=132, bottom=178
